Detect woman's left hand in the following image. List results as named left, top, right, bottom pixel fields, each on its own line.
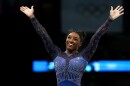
left=110, top=5, right=124, bottom=20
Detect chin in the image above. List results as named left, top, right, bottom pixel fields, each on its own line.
left=67, top=47, right=75, bottom=52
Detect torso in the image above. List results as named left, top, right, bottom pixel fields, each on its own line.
left=54, top=52, right=88, bottom=86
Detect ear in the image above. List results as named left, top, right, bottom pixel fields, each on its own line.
left=80, top=42, right=82, bottom=46
left=79, top=43, right=82, bottom=47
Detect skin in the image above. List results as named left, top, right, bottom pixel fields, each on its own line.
left=65, top=32, right=81, bottom=54
left=20, top=5, right=124, bottom=20
left=20, top=5, right=124, bottom=54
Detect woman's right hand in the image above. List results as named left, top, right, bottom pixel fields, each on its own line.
left=20, top=6, right=34, bottom=19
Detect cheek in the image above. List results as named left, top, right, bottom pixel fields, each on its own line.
left=66, top=40, right=68, bottom=45
left=75, top=41, right=80, bottom=47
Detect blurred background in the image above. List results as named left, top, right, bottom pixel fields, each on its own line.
left=1, top=0, right=130, bottom=86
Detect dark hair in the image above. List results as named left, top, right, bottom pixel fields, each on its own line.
left=65, top=28, right=87, bottom=46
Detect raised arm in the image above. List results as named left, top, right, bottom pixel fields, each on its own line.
left=20, top=6, right=61, bottom=58
left=81, top=5, right=124, bottom=61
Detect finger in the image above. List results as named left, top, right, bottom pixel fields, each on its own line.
left=20, top=8, right=24, bottom=12
left=20, top=7, right=24, bottom=11
left=21, top=6, right=24, bottom=8
left=20, top=7, right=22, bottom=11
left=31, top=6, right=34, bottom=9
left=20, top=7, right=26, bottom=12
left=119, top=12, right=124, bottom=16
left=21, top=6, right=26, bottom=10
left=119, top=8, right=124, bottom=12
left=118, top=6, right=123, bottom=11
left=22, top=6, right=26, bottom=8
left=22, top=6, right=28, bottom=9
left=110, top=6, right=113, bottom=11
left=25, top=6, right=28, bottom=9
left=115, top=5, right=120, bottom=10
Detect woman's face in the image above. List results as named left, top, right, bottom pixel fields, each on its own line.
left=66, top=32, right=81, bottom=52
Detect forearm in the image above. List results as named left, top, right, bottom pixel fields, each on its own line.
left=95, top=17, right=113, bottom=37
left=82, top=17, right=113, bottom=61
left=30, top=16, right=49, bottom=37
left=30, top=16, right=58, bottom=57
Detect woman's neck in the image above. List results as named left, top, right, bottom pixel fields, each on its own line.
left=65, top=50, right=78, bottom=55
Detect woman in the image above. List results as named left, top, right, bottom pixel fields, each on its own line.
left=20, top=5, right=124, bottom=86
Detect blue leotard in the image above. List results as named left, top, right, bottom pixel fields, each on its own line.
left=31, top=17, right=112, bottom=86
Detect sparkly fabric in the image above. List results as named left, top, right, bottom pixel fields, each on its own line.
left=30, top=17, right=112, bottom=86
left=54, top=55, right=87, bottom=86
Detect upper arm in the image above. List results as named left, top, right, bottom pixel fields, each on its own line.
left=30, top=17, right=61, bottom=59
left=81, top=17, right=112, bottom=61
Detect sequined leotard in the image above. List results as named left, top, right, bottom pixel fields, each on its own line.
left=30, top=17, right=112, bottom=86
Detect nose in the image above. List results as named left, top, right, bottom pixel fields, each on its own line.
left=68, top=38, right=74, bottom=43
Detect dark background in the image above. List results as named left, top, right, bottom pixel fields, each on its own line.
left=1, top=0, right=130, bottom=86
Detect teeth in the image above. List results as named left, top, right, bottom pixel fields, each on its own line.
left=69, top=44, right=73, bottom=46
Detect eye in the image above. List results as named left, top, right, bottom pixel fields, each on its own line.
left=67, top=36, right=71, bottom=39
left=74, top=39, right=78, bottom=41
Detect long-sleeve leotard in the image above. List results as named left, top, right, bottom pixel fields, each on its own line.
left=30, top=17, right=61, bottom=59
left=81, top=17, right=112, bottom=61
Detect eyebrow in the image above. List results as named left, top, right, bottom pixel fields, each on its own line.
left=68, top=35, right=79, bottom=39
left=74, top=37, right=78, bottom=39
left=68, top=33, right=80, bottom=38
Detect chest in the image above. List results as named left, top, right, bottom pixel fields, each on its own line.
left=54, top=56, right=88, bottom=72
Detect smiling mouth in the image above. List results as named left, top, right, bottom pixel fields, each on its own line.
left=69, top=43, right=73, bottom=46
left=68, top=43, right=74, bottom=47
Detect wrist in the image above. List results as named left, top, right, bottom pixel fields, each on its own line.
left=29, top=14, right=35, bottom=19
left=109, top=16, right=114, bottom=21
